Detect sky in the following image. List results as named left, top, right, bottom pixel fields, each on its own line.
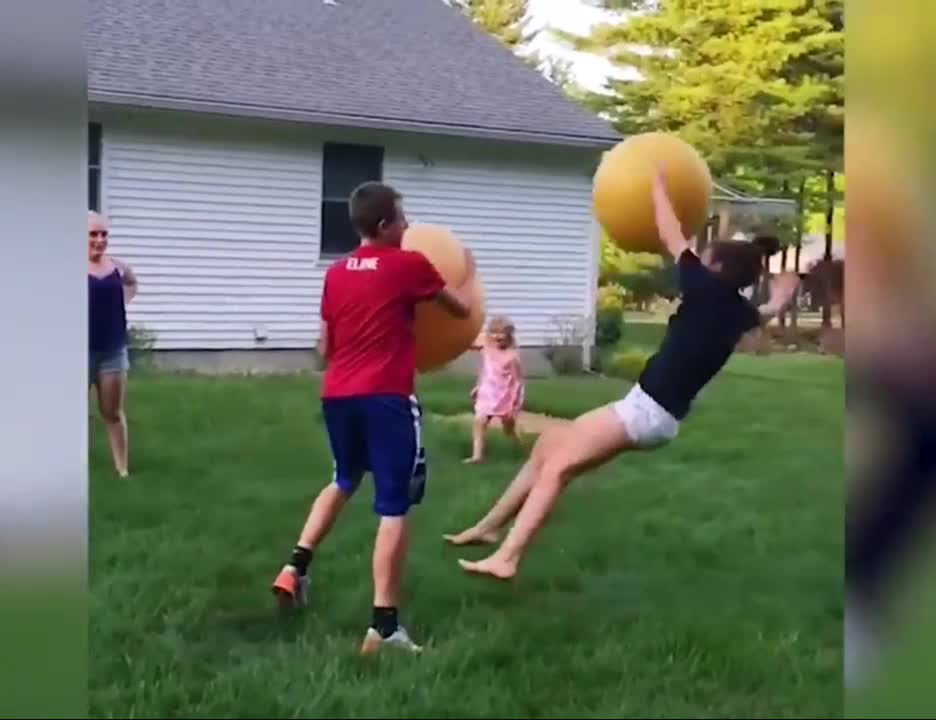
left=526, top=0, right=638, bottom=92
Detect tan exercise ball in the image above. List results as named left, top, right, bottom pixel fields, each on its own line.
left=593, top=132, right=713, bottom=254
left=401, top=224, right=486, bottom=372
left=414, top=275, right=486, bottom=373
left=402, top=223, right=469, bottom=289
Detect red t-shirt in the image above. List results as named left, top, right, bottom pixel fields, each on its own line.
left=320, top=244, right=447, bottom=398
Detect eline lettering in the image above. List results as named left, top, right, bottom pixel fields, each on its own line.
left=346, top=257, right=379, bottom=271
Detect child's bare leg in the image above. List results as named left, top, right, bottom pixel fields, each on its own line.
left=459, top=405, right=634, bottom=580
left=464, top=416, right=489, bottom=463
left=502, top=416, right=520, bottom=446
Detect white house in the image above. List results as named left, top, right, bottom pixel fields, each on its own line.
left=87, top=0, right=621, bottom=373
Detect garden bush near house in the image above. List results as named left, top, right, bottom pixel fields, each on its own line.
left=597, top=283, right=629, bottom=313
left=604, top=349, right=652, bottom=381
left=543, top=314, right=589, bottom=375
left=595, top=307, right=625, bottom=349
left=544, top=344, right=584, bottom=375
left=127, top=325, right=157, bottom=372
left=600, top=238, right=678, bottom=312
left=595, top=284, right=628, bottom=348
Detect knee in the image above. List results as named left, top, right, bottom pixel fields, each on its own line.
left=532, top=428, right=559, bottom=461
left=539, top=456, right=576, bottom=490
left=101, top=407, right=124, bottom=424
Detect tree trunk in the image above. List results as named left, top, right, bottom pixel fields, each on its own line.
left=779, top=245, right=789, bottom=328
left=822, top=169, right=835, bottom=328
left=778, top=179, right=790, bottom=329
left=790, top=177, right=806, bottom=331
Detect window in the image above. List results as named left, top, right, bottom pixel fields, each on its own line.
left=88, top=123, right=102, bottom=211
left=320, top=142, right=384, bottom=256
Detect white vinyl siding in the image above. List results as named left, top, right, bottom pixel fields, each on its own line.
left=98, top=111, right=599, bottom=352
left=101, top=116, right=322, bottom=349
left=387, top=146, right=596, bottom=348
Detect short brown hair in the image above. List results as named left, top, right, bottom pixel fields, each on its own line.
left=708, top=240, right=765, bottom=289
left=349, top=182, right=401, bottom=239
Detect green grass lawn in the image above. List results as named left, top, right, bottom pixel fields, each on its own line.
left=90, top=352, right=844, bottom=718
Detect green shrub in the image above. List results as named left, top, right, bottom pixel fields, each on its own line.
left=128, top=325, right=157, bottom=372
left=543, top=345, right=583, bottom=375
left=595, top=306, right=625, bottom=348
left=604, top=349, right=652, bottom=381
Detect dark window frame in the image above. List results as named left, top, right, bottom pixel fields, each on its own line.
left=88, top=122, right=102, bottom=211
left=320, top=142, right=384, bottom=258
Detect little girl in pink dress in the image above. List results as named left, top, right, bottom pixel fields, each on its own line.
left=465, top=316, right=525, bottom=463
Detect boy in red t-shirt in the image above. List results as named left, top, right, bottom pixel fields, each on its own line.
left=272, top=181, right=475, bottom=655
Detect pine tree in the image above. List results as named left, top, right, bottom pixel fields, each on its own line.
left=558, top=0, right=843, bottom=183
left=451, top=0, right=531, bottom=50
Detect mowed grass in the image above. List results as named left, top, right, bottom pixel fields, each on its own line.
left=90, top=351, right=844, bottom=718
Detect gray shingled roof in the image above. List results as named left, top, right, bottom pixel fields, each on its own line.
left=87, top=0, right=620, bottom=148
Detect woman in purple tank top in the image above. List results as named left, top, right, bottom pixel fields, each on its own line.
left=89, top=211, right=138, bottom=478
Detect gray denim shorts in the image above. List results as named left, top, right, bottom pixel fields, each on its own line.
left=89, top=345, right=130, bottom=386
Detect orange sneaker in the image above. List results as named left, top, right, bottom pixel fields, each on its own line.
left=271, top=566, right=309, bottom=610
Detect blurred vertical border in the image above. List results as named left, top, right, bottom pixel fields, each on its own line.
left=0, top=1, right=89, bottom=717
left=846, top=0, right=936, bottom=716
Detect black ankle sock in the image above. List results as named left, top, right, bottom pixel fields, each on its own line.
left=372, top=606, right=399, bottom=639
left=288, top=546, right=312, bottom=576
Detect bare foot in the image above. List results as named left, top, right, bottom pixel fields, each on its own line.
left=458, top=556, right=517, bottom=581
left=443, top=527, right=499, bottom=546
left=463, top=456, right=483, bottom=464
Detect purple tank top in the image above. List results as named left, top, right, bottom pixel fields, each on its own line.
left=89, top=268, right=128, bottom=353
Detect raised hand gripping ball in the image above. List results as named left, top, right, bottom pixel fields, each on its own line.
left=593, top=132, right=713, bottom=254
left=413, top=275, right=486, bottom=373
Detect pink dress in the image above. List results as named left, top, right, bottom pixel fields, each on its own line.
left=474, top=346, right=525, bottom=420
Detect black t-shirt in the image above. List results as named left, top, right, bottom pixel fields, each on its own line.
left=638, top=250, right=761, bottom=420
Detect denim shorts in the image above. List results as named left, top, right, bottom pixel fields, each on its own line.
left=89, top=345, right=130, bottom=385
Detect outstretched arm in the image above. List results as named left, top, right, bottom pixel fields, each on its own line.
left=470, top=354, right=483, bottom=399
left=114, top=258, right=139, bottom=302
left=651, top=169, right=692, bottom=260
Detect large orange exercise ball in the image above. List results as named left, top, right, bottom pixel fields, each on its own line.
left=401, top=224, right=486, bottom=372
left=402, top=223, right=469, bottom=289
left=413, top=276, right=486, bottom=373
left=593, top=132, right=713, bottom=254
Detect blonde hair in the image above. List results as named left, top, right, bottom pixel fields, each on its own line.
left=486, top=315, right=516, bottom=348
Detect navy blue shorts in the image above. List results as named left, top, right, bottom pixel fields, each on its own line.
left=321, top=394, right=427, bottom=517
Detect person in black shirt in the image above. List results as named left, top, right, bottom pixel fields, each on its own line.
left=448, top=168, right=801, bottom=581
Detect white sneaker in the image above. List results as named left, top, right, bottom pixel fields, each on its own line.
left=845, top=596, right=879, bottom=688
left=360, top=626, right=423, bottom=655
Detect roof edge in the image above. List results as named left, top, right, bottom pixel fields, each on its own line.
left=88, top=90, right=621, bottom=150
